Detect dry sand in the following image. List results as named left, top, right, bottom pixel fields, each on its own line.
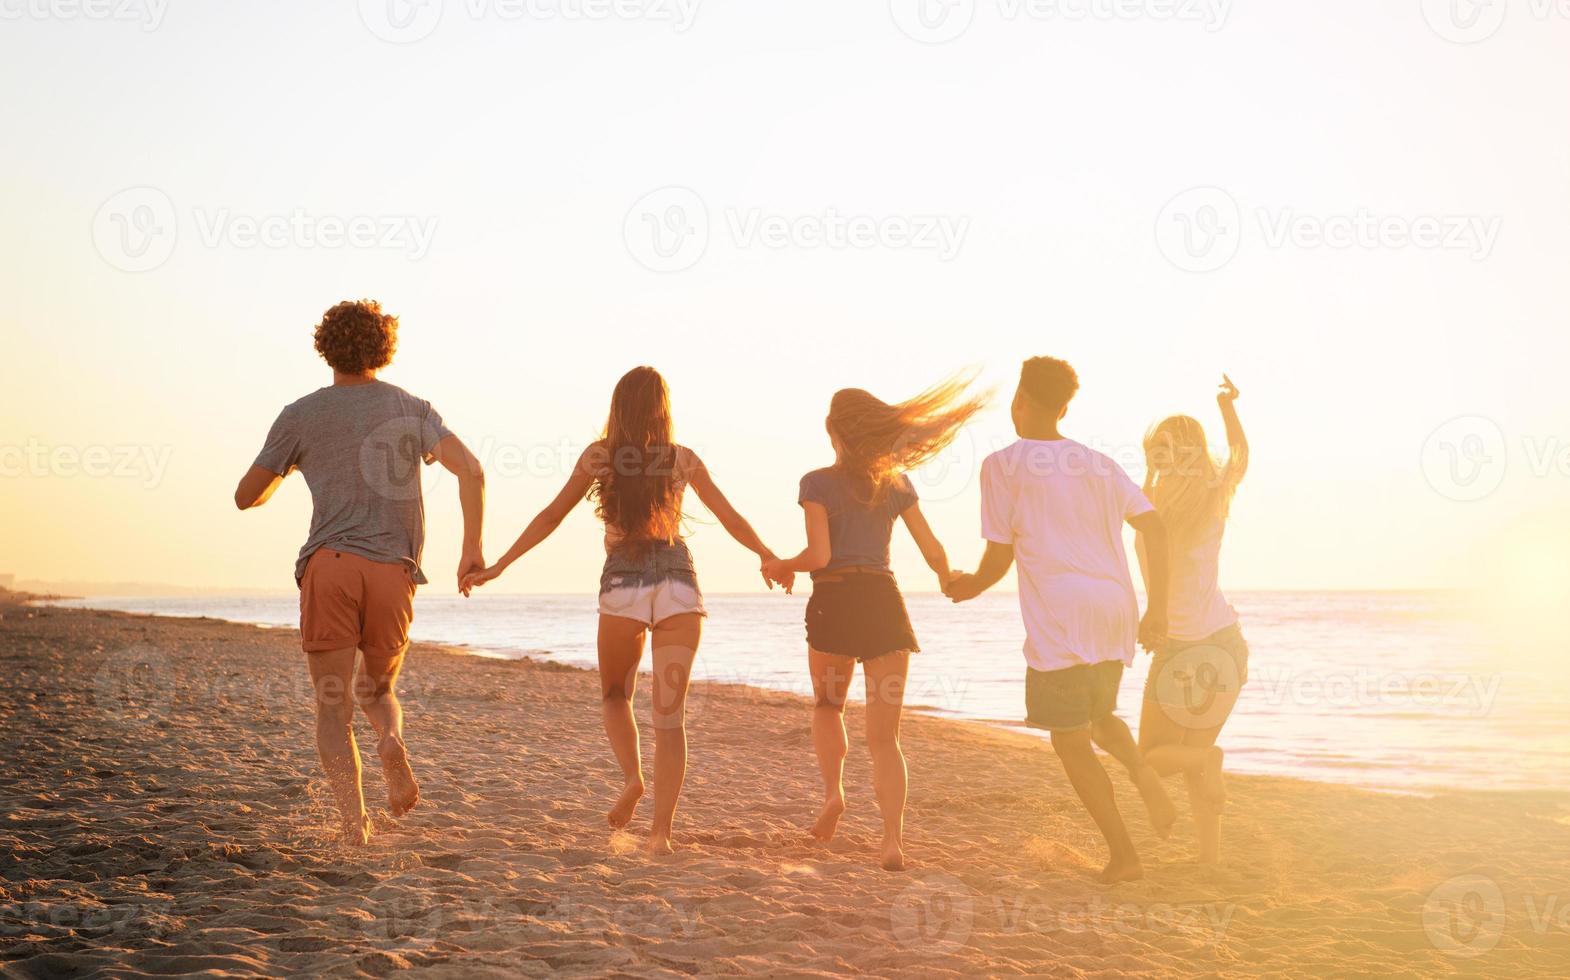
left=2, top=589, right=1568, bottom=978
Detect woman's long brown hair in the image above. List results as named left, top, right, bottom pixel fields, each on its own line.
left=828, top=373, right=990, bottom=502
left=590, top=367, right=684, bottom=552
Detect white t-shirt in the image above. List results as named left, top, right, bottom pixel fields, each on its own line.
left=981, top=439, right=1154, bottom=673
left=1145, top=515, right=1237, bottom=642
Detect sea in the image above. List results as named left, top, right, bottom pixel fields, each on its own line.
left=47, top=591, right=1567, bottom=795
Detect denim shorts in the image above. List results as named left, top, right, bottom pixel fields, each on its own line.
left=1024, top=659, right=1126, bottom=733
left=597, top=540, right=706, bottom=626
left=1142, top=622, right=1250, bottom=731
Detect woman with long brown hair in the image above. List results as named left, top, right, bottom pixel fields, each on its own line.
left=763, top=375, right=989, bottom=871
left=464, top=366, right=788, bottom=854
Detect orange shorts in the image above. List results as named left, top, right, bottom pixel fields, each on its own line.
left=299, top=549, right=416, bottom=660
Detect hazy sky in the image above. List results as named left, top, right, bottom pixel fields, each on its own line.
left=2, top=1, right=1568, bottom=596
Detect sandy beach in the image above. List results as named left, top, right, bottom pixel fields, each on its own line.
left=2, top=589, right=1567, bottom=978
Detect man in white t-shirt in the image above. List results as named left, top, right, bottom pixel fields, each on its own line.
left=947, top=356, right=1175, bottom=884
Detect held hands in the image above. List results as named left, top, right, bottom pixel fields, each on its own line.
left=460, top=563, right=503, bottom=595
left=1217, top=373, right=1240, bottom=404
left=760, top=556, right=795, bottom=595
left=1137, top=609, right=1168, bottom=653
left=458, top=547, right=486, bottom=598
left=943, top=570, right=982, bottom=603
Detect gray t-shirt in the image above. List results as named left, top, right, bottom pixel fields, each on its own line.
left=253, top=381, right=453, bottom=585
left=798, top=467, right=918, bottom=575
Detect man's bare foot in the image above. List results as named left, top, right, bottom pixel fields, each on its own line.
left=646, top=830, right=674, bottom=856
left=811, top=795, right=846, bottom=842
left=608, top=779, right=645, bottom=829
left=880, top=838, right=907, bottom=872
left=1096, top=855, right=1144, bottom=884
left=1201, top=746, right=1227, bottom=807
left=1134, top=765, right=1177, bottom=839
left=341, top=813, right=374, bottom=847
left=377, top=736, right=420, bottom=818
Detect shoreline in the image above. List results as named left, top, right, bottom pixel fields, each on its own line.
left=4, top=590, right=1569, bottom=976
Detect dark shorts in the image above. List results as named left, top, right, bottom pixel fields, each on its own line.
left=1142, top=622, right=1250, bottom=731
left=805, top=570, right=919, bottom=662
left=1025, top=659, right=1126, bottom=733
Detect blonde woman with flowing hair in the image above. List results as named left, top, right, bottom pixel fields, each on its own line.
left=1136, top=374, right=1250, bottom=864
left=764, top=375, right=989, bottom=871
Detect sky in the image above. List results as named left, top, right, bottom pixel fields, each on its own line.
left=1, top=0, right=1568, bottom=597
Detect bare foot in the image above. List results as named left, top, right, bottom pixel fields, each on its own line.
left=341, top=813, right=374, bottom=847
left=1201, top=746, right=1227, bottom=808
left=377, top=736, right=420, bottom=818
left=646, top=830, right=674, bottom=856
left=880, top=838, right=907, bottom=872
left=811, top=795, right=846, bottom=843
left=608, top=779, right=645, bottom=829
left=1096, top=855, right=1144, bottom=884
left=1134, top=765, right=1177, bottom=839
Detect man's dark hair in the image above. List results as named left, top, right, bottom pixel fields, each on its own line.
left=314, top=299, right=398, bottom=374
left=1019, top=356, right=1079, bottom=411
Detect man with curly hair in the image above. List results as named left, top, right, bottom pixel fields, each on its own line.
left=235, top=299, right=486, bottom=846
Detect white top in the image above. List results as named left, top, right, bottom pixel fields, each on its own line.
left=981, top=439, right=1154, bottom=673
left=1160, top=515, right=1238, bottom=641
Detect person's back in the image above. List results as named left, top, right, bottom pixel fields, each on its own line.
left=798, top=466, right=916, bottom=577
left=259, top=379, right=451, bottom=584
left=982, top=438, right=1150, bottom=671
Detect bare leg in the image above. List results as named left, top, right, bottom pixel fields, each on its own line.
left=354, top=650, right=418, bottom=817
left=307, top=647, right=372, bottom=845
left=1050, top=728, right=1141, bottom=883
left=1139, top=690, right=1233, bottom=862
left=807, top=648, right=854, bottom=843
left=598, top=615, right=648, bottom=829
left=1091, top=713, right=1177, bottom=838
left=646, top=614, right=702, bottom=856
left=863, top=652, right=910, bottom=871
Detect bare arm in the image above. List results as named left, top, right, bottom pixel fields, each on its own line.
left=461, top=452, right=592, bottom=592
left=1129, top=509, right=1169, bottom=649
left=769, top=502, right=832, bottom=576
left=1217, top=373, right=1247, bottom=481
left=234, top=464, right=287, bottom=510
left=946, top=540, right=1014, bottom=601
left=900, top=502, right=956, bottom=591
left=686, top=457, right=777, bottom=563
left=431, top=434, right=486, bottom=593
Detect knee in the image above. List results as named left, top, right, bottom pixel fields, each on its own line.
left=814, top=695, right=845, bottom=713
left=866, top=725, right=902, bottom=756
left=353, top=676, right=393, bottom=707
left=1050, top=729, right=1093, bottom=761
left=315, top=698, right=355, bottom=730
left=602, top=684, right=633, bottom=705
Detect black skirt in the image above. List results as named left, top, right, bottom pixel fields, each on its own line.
left=805, top=570, right=920, bottom=661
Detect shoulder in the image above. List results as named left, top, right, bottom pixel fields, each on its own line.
left=982, top=443, right=1021, bottom=477
left=579, top=440, right=611, bottom=476
left=799, top=467, right=840, bottom=501
left=674, top=444, right=703, bottom=476
left=377, top=381, right=436, bottom=411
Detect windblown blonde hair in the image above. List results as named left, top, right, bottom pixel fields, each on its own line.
left=1142, top=415, right=1246, bottom=542
left=828, top=374, right=991, bottom=503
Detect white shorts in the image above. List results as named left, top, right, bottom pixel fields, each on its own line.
left=598, top=541, right=707, bottom=626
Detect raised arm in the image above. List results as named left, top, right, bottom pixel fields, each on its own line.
left=1217, top=373, right=1247, bottom=481
left=432, top=434, right=487, bottom=594
left=685, top=454, right=784, bottom=589
left=900, top=502, right=958, bottom=592
left=462, top=450, right=593, bottom=593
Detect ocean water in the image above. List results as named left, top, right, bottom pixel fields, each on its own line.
left=48, top=591, right=1568, bottom=795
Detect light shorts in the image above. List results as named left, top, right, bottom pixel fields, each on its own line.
left=1142, top=621, right=1250, bottom=731
left=299, top=548, right=416, bottom=661
left=597, top=540, right=707, bottom=626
